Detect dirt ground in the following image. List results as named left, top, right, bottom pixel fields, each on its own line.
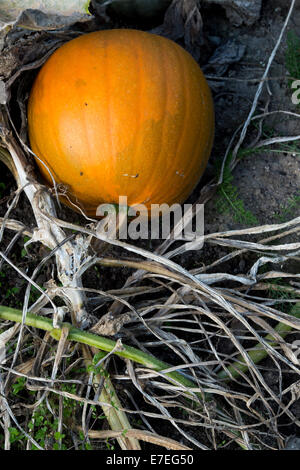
left=203, top=0, right=300, bottom=233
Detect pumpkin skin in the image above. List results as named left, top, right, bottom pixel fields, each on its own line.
left=28, top=29, right=214, bottom=216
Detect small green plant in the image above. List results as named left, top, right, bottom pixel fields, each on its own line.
left=286, top=30, right=300, bottom=81
left=4, top=286, right=21, bottom=303
left=0, top=270, right=5, bottom=288
left=29, top=285, right=45, bottom=303
left=274, top=191, right=300, bottom=222
left=24, top=384, right=80, bottom=450
left=8, top=427, right=25, bottom=445
left=53, top=432, right=67, bottom=450
left=0, top=182, right=6, bottom=198
left=267, top=278, right=298, bottom=311
left=286, top=31, right=300, bottom=108
left=105, top=439, right=115, bottom=450
left=12, top=377, right=26, bottom=395
left=28, top=403, right=58, bottom=449
left=0, top=271, right=22, bottom=307
left=79, top=431, right=93, bottom=450
left=94, top=265, right=101, bottom=279
left=21, top=236, right=31, bottom=258
left=215, top=150, right=259, bottom=225
left=87, top=352, right=110, bottom=377
left=218, top=439, right=228, bottom=448
left=216, top=121, right=300, bottom=226
left=60, top=383, right=78, bottom=419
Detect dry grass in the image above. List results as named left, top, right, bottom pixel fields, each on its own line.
left=0, top=0, right=299, bottom=451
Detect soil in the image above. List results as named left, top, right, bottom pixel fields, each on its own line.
left=0, top=0, right=299, bottom=451
left=202, top=0, right=300, bottom=231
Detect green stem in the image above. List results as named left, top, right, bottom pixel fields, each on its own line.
left=0, top=306, right=197, bottom=393
left=81, top=347, right=141, bottom=450
left=1, top=303, right=299, bottom=386
left=2, top=303, right=299, bottom=450
left=217, top=303, right=300, bottom=380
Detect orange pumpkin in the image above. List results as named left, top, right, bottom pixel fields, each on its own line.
left=27, top=29, right=214, bottom=216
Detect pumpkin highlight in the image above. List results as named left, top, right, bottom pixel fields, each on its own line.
left=28, top=29, right=214, bottom=216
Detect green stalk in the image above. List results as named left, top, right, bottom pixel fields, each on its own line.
left=81, top=346, right=141, bottom=450
left=217, top=303, right=300, bottom=380
left=2, top=303, right=299, bottom=450
left=1, top=304, right=299, bottom=387
left=0, top=306, right=197, bottom=393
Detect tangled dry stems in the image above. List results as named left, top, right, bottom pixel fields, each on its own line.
left=0, top=0, right=299, bottom=451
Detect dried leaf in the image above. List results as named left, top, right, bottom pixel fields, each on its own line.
left=94, top=0, right=172, bottom=20
left=221, top=0, right=262, bottom=26
left=151, top=0, right=203, bottom=60
left=0, top=323, right=20, bottom=364
left=0, top=0, right=90, bottom=29
left=85, top=427, right=192, bottom=450
left=90, top=311, right=131, bottom=336
left=204, top=0, right=262, bottom=26
left=1, top=18, right=80, bottom=81
left=205, top=38, right=246, bottom=75
left=0, top=79, right=6, bottom=104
